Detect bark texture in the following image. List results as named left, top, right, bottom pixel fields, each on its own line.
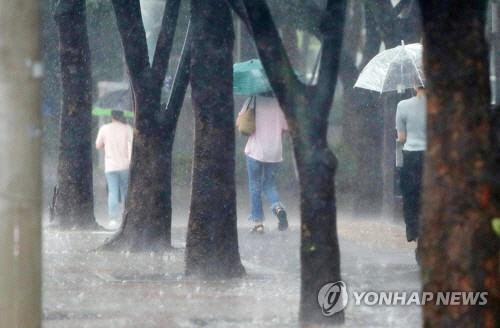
left=54, top=0, right=98, bottom=229
left=185, top=0, right=245, bottom=278
left=102, top=0, right=187, bottom=251
left=418, top=1, right=500, bottom=327
left=234, top=0, right=346, bottom=323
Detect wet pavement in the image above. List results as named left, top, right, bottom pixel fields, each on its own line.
left=42, top=211, right=421, bottom=328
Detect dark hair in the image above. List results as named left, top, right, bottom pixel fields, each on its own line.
left=111, top=110, right=126, bottom=123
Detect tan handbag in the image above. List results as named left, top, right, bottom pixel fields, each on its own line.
left=236, top=96, right=256, bottom=136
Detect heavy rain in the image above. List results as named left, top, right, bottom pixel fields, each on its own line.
left=1, top=0, right=499, bottom=328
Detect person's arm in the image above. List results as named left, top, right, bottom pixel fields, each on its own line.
left=95, top=126, right=104, bottom=149
left=397, top=131, right=406, bottom=144
left=395, top=104, right=406, bottom=144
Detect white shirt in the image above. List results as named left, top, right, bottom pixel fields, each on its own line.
left=95, top=121, right=133, bottom=172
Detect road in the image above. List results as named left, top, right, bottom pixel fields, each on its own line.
left=42, top=211, right=421, bottom=328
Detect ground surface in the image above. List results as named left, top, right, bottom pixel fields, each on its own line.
left=42, top=207, right=421, bottom=328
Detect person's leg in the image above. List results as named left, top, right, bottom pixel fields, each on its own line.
left=262, top=162, right=282, bottom=209
left=105, top=171, right=120, bottom=219
left=246, top=156, right=264, bottom=224
left=263, top=162, right=288, bottom=230
left=118, top=169, right=129, bottom=204
left=402, top=151, right=420, bottom=241
left=413, top=151, right=424, bottom=239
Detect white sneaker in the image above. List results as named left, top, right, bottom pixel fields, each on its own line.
left=108, top=219, right=119, bottom=229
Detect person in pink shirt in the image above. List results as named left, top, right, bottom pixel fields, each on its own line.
left=95, top=110, right=133, bottom=221
left=239, top=94, right=289, bottom=233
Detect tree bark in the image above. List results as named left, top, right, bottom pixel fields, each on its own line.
left=235, top=0, right=346, bottom=323
left=185, top=0, right=245, bottom=278
left=101, top=0, right=186, bottom=251
left=53, top=0, right=98, bottom=229
left=418, top=1, right=500, bottom=326
left=0, top=0, right=42, bottom=326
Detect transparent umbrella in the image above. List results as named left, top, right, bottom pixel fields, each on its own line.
left=354, top=42, right=424, bottom=93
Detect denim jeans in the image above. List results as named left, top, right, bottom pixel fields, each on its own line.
left=105, top=170, right=129, bottom=218
left=246, top=156, right=283, bottom=222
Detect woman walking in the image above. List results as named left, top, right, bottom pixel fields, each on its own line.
left=238, top=94, right=289, bottom=233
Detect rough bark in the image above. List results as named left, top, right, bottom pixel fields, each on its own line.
left=0, top=0, right=42, bottom=325
left=418, top=1, right=500, bottom=326
left=53, top=0, right=98, bottom=229
left=234, top=0, right=346, bottom=323
left=185, top=0, right=245, bottom=278
left=101, top=0, right=187, bottom=251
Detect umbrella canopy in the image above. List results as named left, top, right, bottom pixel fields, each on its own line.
left=233, top=59, right=271, bottom=96
left=354, top=43, right=424, bottom=93
left=92, top=89, right=134, bottom=118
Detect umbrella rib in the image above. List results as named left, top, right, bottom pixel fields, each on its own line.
left=409, top=50, right=425, bottom=87
left=379, top=45, right=405, bottom=93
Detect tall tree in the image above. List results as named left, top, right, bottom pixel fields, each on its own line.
left=0, top=0, right=42, bottom=326
left=418, top=1, right=500, bottom=326
left=102, top=0, right=190, bottom=251
left=230, top=0, right=346, bottom=323
left=53, top=0, right=98, bottom=229
left=185, top=0, right=245, bottom=278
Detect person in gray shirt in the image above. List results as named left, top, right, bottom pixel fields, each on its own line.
left=396, top=87, right=426, bottom=243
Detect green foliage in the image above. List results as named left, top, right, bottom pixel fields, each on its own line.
left=492, top=218, right=500, bottom=237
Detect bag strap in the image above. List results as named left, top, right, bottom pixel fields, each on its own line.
left=245, top=95, right=256, bottom=113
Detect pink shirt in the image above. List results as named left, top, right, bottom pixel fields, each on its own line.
left=241, top=96, right=288, bottom=163
left=95, top=121, right=133, bottom=172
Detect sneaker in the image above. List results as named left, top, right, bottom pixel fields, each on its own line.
left=274, top=207, right=288, bottom=231
left=251, top=223, right=265, bottom=234
left=108, top=219, right=120, bottom=229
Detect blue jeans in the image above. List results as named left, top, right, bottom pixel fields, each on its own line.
left=105, top=170, right=129, bottom=218
left=246, top=156, right=283, bottom=222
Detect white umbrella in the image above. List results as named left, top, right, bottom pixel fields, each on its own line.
left=354, top=42, right=424, bottom=93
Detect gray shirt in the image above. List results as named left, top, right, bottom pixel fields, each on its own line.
left=396, top=95, right=427, bottom=151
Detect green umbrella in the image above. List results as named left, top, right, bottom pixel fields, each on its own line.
left=92, top=89, right=134, bottom=118
left=233, top=59, right=271, bottom=95
left=91, top=106, right=134, bottom=118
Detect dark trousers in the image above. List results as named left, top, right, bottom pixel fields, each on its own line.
left=400, top=150, right=424, bottom=242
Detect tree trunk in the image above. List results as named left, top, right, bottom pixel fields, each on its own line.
left=54, top=0, right=97, bottom=229
left=104, top=88, right=174, bottom=251
left=0, top=0, right=42, bottom=325
left=100, top=0, right=185, bottom=251
left=294, top=131, right=343, bottom=324
left=418, top=1, right=500, bottom=326
left=234, top=0, right=347, bottom=323
left=185, top=0, right=245, bottom=278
